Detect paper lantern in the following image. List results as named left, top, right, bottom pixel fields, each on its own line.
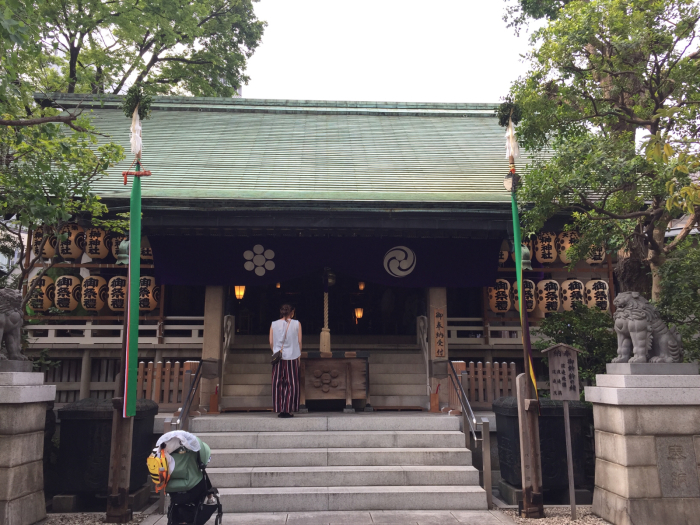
left=32, top=225, right=56, bottom=259
left=498, top=249, right=509, bottom=265
left=138, top=276, right=159, bottom=311
left=57, top=224, right=85, bottom=260
left=54, top=275, right=81, bottom=311
left=28, top=276, right=55, bottom=312
left=512, top=279, right=537, bottom=313
left=141, top=236, right=154, bottom=262
left=354, top=307, right=364, bottom=324
left=108, top=275, right=127, bottom=312
left=556, top=231, right=579, bottom=264
left=109, top=233, right=127, bottom=259
left=586, top=245, right=606, bottom=265
left=358, top=282, right=365, bottom=291
left=84, top=228, right=109, bottom=259
left=234, top=286, right=245, bottom=300
left=535, top=232, right=558, bottom=264
left=536, top=279, right=560, bottom=313
left=81, top=276, right=108, bottom=312
left=560, top=279, right=585, bottom=311
left=488, top=279, right=511, bottom=313
left=585, top=280, right=610, bottom=311
left=511, top=239, right=533, bottom=262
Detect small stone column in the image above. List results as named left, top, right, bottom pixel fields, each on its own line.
left=200, top=286, right=225, bottom=410
left=426, top=287, right=448, bottom=381
left=0, top=368, right=56, bottom=525
left=585, top=363, right=700, bottom=525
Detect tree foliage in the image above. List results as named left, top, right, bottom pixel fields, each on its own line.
left=656, top=240, right=700, bottom=362
left=506, top=0, right=700, bottom=299
left=534, top=303, right=617, bottom=386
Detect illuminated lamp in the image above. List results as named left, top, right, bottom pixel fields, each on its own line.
left=234, top=286, right=245, bottom=300
left=358, top=282, right=365, bottom=291
left=276, top=283, right=281, bottom=289
left=354, top=307, right=364, bottom=325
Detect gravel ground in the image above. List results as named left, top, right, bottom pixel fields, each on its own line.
left=504, top=508, right=612, bottom=524
left=42, top=513, right=145, bottom=524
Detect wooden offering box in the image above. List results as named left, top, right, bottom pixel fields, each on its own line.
left=300, top=351, right=370, bottom=411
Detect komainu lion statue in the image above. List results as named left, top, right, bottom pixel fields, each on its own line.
left=0, top=288, right=26, bottom=361
left=612, top=291, right=682, bottom=364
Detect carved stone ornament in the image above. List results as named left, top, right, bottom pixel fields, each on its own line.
left=0, top=288, right=26, bottom=361
left=612, top=291, right=682, bottom=364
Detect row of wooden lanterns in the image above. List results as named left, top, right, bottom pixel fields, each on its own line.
left=498, top=231, right=606, bottom=266
left=32, top=225, right=153, bottom=262
left=487, top=278, right=610, bottom=314
left=29, top=275, right=159, bottom=313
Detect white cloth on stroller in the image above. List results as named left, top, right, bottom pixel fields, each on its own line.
left=155, top=430, right=205, bottom=475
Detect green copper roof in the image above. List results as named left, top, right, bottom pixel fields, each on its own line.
left=53, top=95, right=517, bottom=203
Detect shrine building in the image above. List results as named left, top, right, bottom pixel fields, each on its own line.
left=26, top=95, right=615, bottom=412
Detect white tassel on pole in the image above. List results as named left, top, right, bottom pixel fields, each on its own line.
left=130, top=106, right=143, bottom=160
left=505, top=117, right=520, bottom=159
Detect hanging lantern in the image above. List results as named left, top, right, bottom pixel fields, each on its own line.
left=358, top=282, right=365, bottom=291
left=560, top=279, right=585, bottom=311
left=354, top=307, right=364, bottom=324
left=138, top=276, right=159, bottom=311
left=58, top=224, right=85, bottom=260
left=536, top=280, right=560, bottom=313
left=556, top=231, right=579, bottom=264
left=585, top=280, right=610, bottom=311
left=276, top=282, right=281, bottom=289
left=488, top=279, right=511, bottom=313
left=54, top=275, right=81, bottom=312
left=84, top=227, right=110, bottom=259
left=81, top=276, right=108, bottom=312
left=586, top=245, right=606, bottom=265
left=108, top=275, right=128, bottom=312
left=141, top=236, right=154, bottom=262
left=511, top=239, right=533, bottom=262
left=512, top=279, right=537, bottom=313
left=32, top=225, right=57, bottom=259
left=234, top=286, right=245, bottom=300
left=28, top=276, right=55, bottom=312
left=535, top=232, right=558, bottom=264
left=109, top=233, right=127, bottom=259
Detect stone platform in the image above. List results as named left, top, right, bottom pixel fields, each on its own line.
left=0, top=371, right=56, bottom=525
left=585, top=364, right=700, bottom=525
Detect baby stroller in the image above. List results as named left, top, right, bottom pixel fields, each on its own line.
left=148, top=431, right=223, bottom=525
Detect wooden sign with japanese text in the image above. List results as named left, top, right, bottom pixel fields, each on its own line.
left=433, top=308, right=446, bottom=358
left=543, top=344, right=580, bottom=401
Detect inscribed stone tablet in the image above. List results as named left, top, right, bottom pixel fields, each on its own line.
left=656, top=436, right=700, bottom=498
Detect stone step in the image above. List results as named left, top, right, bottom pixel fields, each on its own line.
left=209, top=448, right=471, bottom=468
left=223, top=384, right=271, bottom=397
left=224, top=363, right=273, bottom=374
left=219, top=396, right=271, bottom=409
left=226, top=352, right=270, bottom=364
left=371, top=395, right=430, bottom=409
left=218, top=485, right=487, bottom=512
left=196, top=431, right=466, bottom=449
left=368, top=353, right=424, bottom=365
left=224, top=373, right=270, bottom=385
left=369, top=384, right=429, bottom=396
left=371, top=373, right=427, bottom=385
left=370, top=364, right=426, bottom=374
left=191, top=414, right=460, bottom=433
left=207, top=465, right=479, bottom=488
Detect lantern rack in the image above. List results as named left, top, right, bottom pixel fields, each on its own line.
left=31, top=263, right=155, bottom=269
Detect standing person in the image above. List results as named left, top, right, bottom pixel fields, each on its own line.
left=270, top=304, right=302, bottom=418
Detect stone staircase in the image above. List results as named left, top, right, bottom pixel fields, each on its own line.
left=191, top=413, right=487, bottom=513
left=220, top=351, right=429, bottom=410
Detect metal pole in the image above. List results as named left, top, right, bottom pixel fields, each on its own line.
left=563, top=400, right=577, bottom=520
left=481, top=417, right=493, bottom=509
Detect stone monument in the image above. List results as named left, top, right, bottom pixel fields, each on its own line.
left=585, top=292, right=700, bottom=525
left=0, top=288, right=56, bottom=525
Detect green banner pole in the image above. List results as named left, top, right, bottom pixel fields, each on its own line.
left=125, top=168, right=142, bottom=417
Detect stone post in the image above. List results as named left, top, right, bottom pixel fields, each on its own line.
left=426, top=287, right=447, bottom=382
left=585, top=363, right=700, bottom=525
left=200, top=286, right=225, bottom=410
left=0, top=369, right=56, bottom=525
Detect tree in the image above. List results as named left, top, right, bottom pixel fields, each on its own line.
left=534, top=303, right=617, bottom=387
left=506, top=0, right=700, bottom=300
left=656, top=239, right=700, bottom=361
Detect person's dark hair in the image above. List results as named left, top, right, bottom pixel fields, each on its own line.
left=280, top=304, right=294, bottom=318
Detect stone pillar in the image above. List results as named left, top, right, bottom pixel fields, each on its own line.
left=200, top=286, right=225, bottom=410
left=0, top=371, right=56, bottom=525
left=585, top=363, right=700, bottom=525
left=426, top=287, right=448, bottom=380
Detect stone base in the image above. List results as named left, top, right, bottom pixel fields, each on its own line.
left=52, top=484, right=150, bottom=513
left=606, top=362, right=699, bottom=375
left=0, top=491, right=46, bottom=525
left=0, top=361, right=33, bottom=373
left=594, top=486, right=700, bottom=525
left=497, top=479, right=522, bottom=505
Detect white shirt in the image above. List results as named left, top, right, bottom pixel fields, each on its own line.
left=271, top=319, right=301, bottom=360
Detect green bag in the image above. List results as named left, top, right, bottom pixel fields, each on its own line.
left=165, top=437, right=211, bottom=493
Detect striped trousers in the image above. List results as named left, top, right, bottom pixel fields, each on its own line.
left=272, top=358, right=300, bottom=413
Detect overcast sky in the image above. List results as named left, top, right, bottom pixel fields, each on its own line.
left=244, top=0, right=538, bottom=103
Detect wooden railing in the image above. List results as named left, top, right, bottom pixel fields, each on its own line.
left=447, top=317, right=543, bottom=346
left=25, top=316, right=204, bottom=346
left=446, top=361, right=518, bottom=411
left=136, top=360, right=201, bottom=412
